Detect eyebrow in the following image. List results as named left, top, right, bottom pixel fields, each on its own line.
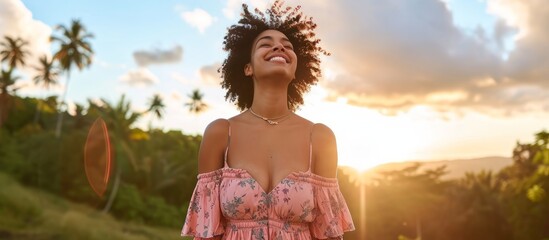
left=255, top=36, right=292, bottom=45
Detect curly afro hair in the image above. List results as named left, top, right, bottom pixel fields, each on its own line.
left=220, top=0, right=329, bottom=111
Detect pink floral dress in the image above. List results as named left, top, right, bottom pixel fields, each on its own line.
left=181, top=123, right=355, bottom=239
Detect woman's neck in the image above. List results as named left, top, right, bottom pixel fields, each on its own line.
left=250, top=84, right=290, bottom=118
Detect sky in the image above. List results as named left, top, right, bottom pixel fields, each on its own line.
left=1, top=0, right=548, bottom=171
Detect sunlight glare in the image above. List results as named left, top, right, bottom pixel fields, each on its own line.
left=301, top=92, right=435, bottom=172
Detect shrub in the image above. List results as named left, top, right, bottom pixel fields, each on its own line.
left=111, top=184, right=145, bottom=222
left=142, top=194, right=184, bottom=228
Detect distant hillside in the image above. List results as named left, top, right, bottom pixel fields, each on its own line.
left=354, top=156, right=513, bottom=180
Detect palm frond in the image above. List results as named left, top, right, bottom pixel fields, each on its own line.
left=185, top=89, right=208, bottom=114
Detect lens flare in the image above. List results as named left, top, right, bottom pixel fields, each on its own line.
left=84, top=117, right=111, bottom=198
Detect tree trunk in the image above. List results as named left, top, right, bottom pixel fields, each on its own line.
left=102, top=166, right=121, bottom=213
left=0, top=93, right=6, bottom=128
left=33, top=99, right=42, bottom=125
left=0, top=93, right=12, bottom=128
left=55, top=71, right=71, bottom=138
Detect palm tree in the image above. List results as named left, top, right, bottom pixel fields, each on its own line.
left=0, top=69, right=20, bottom=127
left=448, top=171, right=512, bottom=239
left=147, top=94, right=165, bottom=119
left=94, top=95, right=145, bottom=213
left=146, top=94, right=165, bottom=130
left=0, top=36, right=29, bottom=71
left=185, top=89, right=207, bottom=114
left=33, top=55, right=60, bottom=89
left=0, top=36, right=28, bottom=128
left=0, top=69, right=19, bottom=95
left=51, top=19, right=94, bottom=137
left=33, top=55, right=60, bottom=124
left=146, top=157, right=186, bottom=193
left=72, top=103, right=86, bottom=129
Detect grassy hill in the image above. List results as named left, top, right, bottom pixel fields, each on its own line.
left=0, top=172, right=188, bottom=240
left=356, top=156, right=513, bottom=180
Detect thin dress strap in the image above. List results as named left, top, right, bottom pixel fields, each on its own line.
left=223, top=120, right=231, bottom=168
left=307, top=123, right=316, bottom=173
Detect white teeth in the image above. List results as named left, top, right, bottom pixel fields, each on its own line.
left=269, top=56, right=287, bottom=63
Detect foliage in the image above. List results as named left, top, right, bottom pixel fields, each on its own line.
left=339, top=130, right=549, bottom=240
left=50, top=19, right=94, bottom=138
left=497, top=130, right=549, bottom=240
left=0, top=36, right=29, bottom=70
left=185, top=89, right=208, bottom=114
left=33, top=55, right=60, bottom=89
left=439, top=171, right=513, bottom=240
left=141, top=194, right=185, bottom=228
left=111, top=184, right=145, bottom=222
left=0, top=128, right=26, bottom=180
left=0, top=172, right=184, bottom=240
left=51, top=19, right=94, bottom=72
left=0, top=94, right=201, bottom=229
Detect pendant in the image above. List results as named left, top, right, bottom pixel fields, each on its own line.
left=249, top=109, right=289, bottom=125
left=266, top=119, right=278, bottom=125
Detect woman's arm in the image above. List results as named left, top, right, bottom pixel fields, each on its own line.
left=190, top=119, right=228, bottom=240
left=312, top=124, right=346, bottom=240
left=197, top=119, right=230, bottom=174
left=311, top=123, right=338, bottom=178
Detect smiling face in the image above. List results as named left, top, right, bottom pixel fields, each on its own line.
left=244, top=29, right=298, bottom=83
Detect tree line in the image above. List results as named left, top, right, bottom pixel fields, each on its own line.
left=339, top=131, right=549, bottom=240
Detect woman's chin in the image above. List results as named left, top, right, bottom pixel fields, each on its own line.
left=258, top=76, right=293, bottom=84
left=256, top=69, right=294, bottom=82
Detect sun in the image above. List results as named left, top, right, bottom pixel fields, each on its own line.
left=338, top=105, right=436, bottom=172
left=301, top=90, right=435, bottom=172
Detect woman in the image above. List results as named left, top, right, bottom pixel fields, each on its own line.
left=181, top=1, right=354, bottom=239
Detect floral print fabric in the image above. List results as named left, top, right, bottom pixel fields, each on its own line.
left=181, top=167, right=355, bottom=240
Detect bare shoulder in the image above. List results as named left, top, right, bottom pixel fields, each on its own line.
left=204, top=118, right=230, bottom=136
left=312, top=123, right=336, bottom=141
left=311, top=123, right=338, bottom=178
left=198, top=118, right=230, bottom=174
left=289, top=113, right=314, bottom=127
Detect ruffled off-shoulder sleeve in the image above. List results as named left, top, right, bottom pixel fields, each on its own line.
left=310, top=175, right=355, bottom=239
left=181, top=171, right=225, bottom=239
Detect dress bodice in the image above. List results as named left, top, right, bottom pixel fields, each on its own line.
left=181, top=121, right=355, bottom=239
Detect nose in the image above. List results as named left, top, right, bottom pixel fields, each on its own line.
left=272, top=42, right=285, bottom=52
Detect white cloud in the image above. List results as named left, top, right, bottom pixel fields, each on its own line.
left=290, top=0, right=549, bottom=116
left=222, top=0, right=270, bottom=19
left=199, top=62, right=222, bottom=86
left=133, top=45, right=183, bottom=67
left=222, top=0, right=242, bottom=19
left=180, top=8, right=215, bottom=34
left=119, top=68, right=159, bottom=87
left=487, top=0, right=549, bottom=87
left=0, top=0, right=52, bottom=81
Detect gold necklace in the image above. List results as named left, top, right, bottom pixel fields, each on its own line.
left=248, top=108, right=292, bottom=125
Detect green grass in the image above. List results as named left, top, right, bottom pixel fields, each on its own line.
left=0, top=172, right=191, bottom=240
